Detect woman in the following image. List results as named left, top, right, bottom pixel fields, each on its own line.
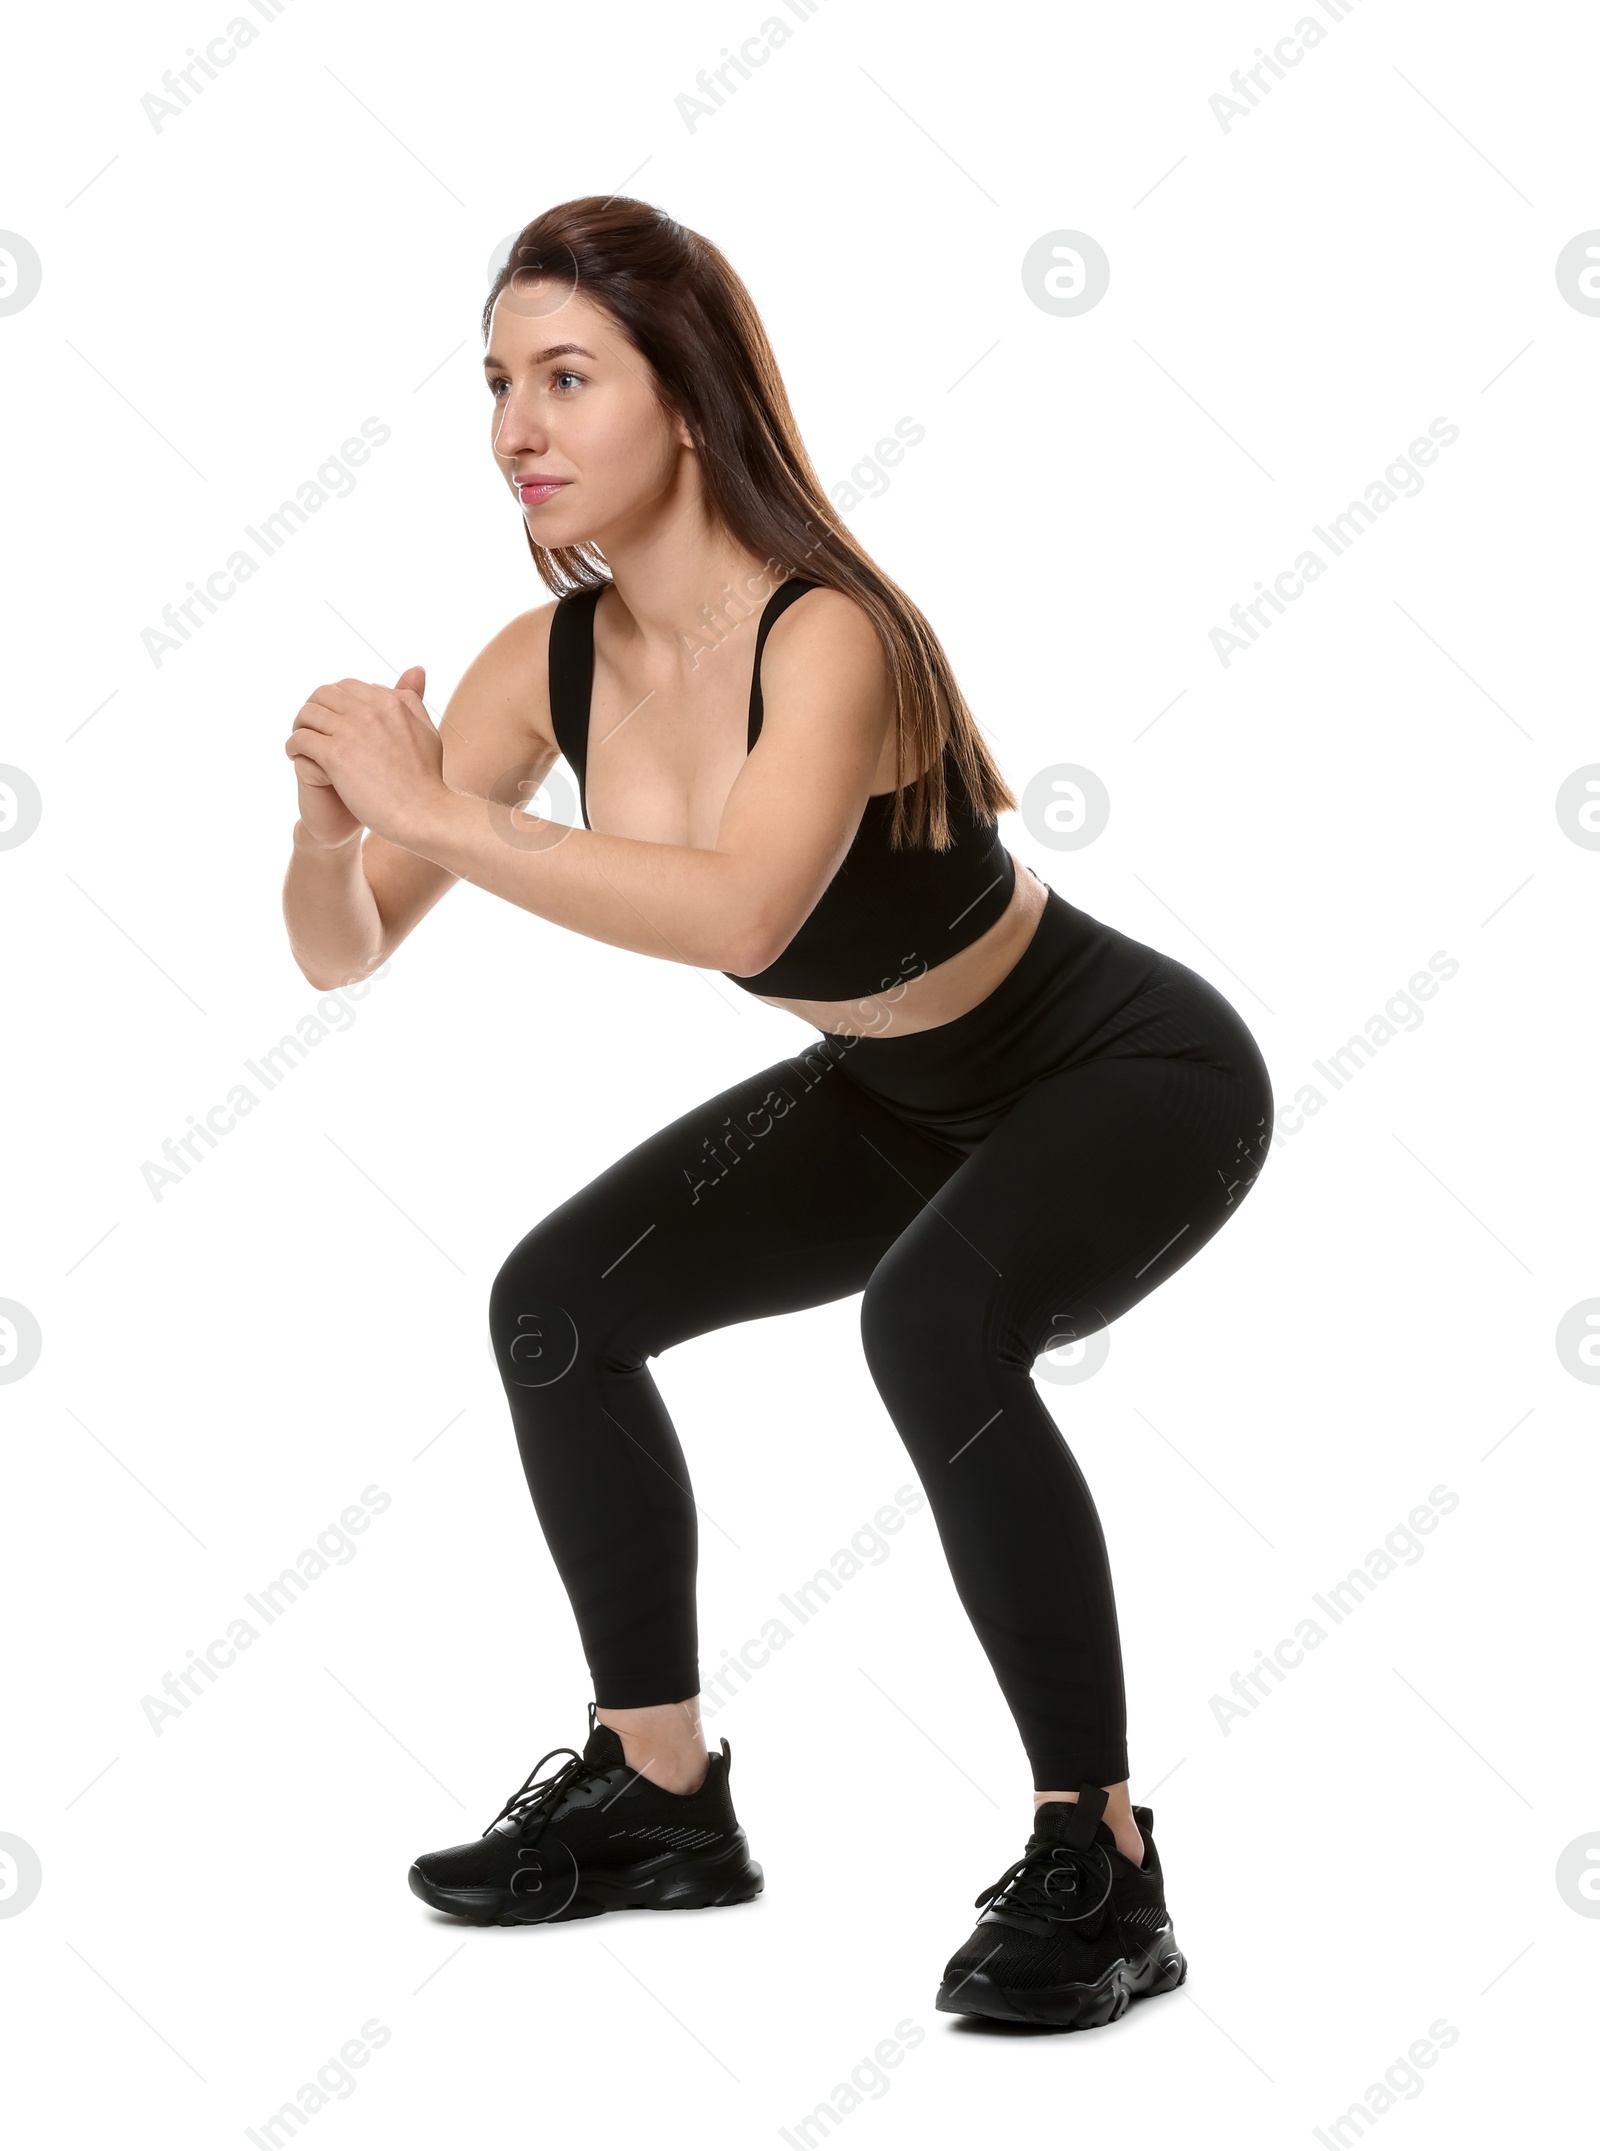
left=282, top=197, right=1273, bottom=2033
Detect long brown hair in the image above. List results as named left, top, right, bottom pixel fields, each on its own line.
left=480, top=197, right=1017, bottom=850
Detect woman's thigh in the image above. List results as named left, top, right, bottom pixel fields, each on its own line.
left=490, top=1042, right=969, bottom=1369
left=862, top=1052, right=1272, bottom=1386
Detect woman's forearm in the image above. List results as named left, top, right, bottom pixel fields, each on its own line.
left=393, top=787, right=764, bottom=975
left=282, top=820, right=386, bottom=988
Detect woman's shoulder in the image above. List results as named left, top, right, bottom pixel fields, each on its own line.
left=761, top=579, right=888, bottom=675
left=444, top=599, right=566, bottom=757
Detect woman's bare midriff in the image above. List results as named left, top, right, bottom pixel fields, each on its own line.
left=751, top=852, right=1051, bottom=1039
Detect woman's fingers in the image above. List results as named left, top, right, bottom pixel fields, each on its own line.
left=289, top=744, right=335, bottom=786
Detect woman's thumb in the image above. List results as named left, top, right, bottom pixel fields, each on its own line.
left=395, top=664, right=426, bottom=697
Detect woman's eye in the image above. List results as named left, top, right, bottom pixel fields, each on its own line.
left=488, top=369, right=582, bottom=398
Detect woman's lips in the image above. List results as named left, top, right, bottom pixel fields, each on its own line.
left=517, top=479, right=571, bottom=504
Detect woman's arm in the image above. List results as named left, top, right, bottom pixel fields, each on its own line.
left=283, top=814, right=389, bottom=990
left=282, top=608, right=562, bottom=989
left=290, top=587, right=894, bottom=979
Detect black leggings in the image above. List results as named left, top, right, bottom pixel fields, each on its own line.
left=488, top=886, right=1273, bottom=1787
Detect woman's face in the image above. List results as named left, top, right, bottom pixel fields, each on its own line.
left=484, top=277, right=691, bottom=549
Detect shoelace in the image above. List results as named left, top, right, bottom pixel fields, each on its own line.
left=976, top=1837, right=1113, bottom=1924
left=483, top=1746, right=614, bottom=1845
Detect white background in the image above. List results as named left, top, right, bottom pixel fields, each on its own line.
left=2, top=0, right=1596, bottom=2142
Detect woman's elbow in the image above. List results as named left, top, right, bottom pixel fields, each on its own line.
left=719, top=927, right=774, bottom=978
left=709, top=859, right=803, bottom=977
left=291, top=942, right=389, bottom=992
left=719, top=906, right=798, bottom=978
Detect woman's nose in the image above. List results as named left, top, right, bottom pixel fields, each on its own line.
left=493, top=397, right=546, bottom=460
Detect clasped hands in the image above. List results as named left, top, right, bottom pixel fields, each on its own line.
left=285, top=665, right=447, bottom=845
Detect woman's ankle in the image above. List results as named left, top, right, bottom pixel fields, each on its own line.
left=595, top=1698, right=709, bottom=1795
left=1033, top=1781, right=1145, bottom=1868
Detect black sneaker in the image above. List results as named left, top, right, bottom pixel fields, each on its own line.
left=408, top=1703, right=764, bottom=1925
left=935, top=1784, right=1186, bottom=2029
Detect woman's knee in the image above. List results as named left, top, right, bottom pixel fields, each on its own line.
left=859, top=1251, right=992, bottom=1410
left=488, top=1222, right=620, bottom=1395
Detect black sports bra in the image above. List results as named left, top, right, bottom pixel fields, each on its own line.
left=546, top=576, right=1017, bottom=1001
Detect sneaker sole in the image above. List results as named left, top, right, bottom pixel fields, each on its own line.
left=1128, top=1926, right=1187, bottom=2001
left=935, top=1925, right=1187, bottom=2031
left=408, top=1833, right=764, bottom=1926
left=936, top=1957, right=1132, bottom=2030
